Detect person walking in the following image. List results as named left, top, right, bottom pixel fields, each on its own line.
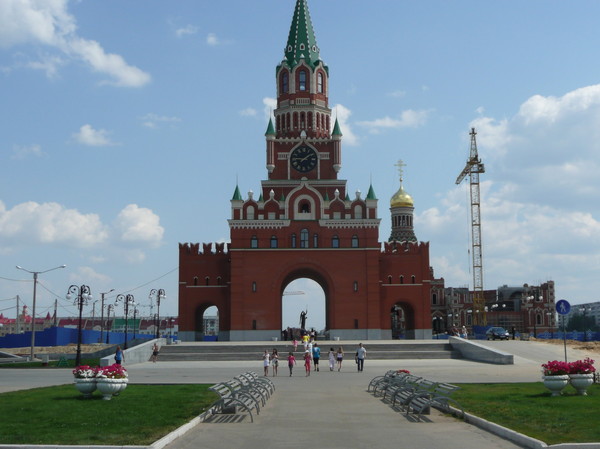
left=151, top=342, right=159, bottom=362
left=114, top=346, right=124, bottom=365
left=292, top=338, right=298, bottom=352
left=262, top=349, right=270, bottom=376
left=336, top=347, right=344, bottom=371
left=271, top=348, right=279, bottom=377
left=303, top=350, right=312, bottom=376
left=287, top=351, right=296, bottom=377
left=312, top=343, right=321, bottom=371
left=356, top=342, right=367, bottom=372
left=328, top=347, right=336, bottom=371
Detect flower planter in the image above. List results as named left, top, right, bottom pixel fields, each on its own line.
left=96, top=378, right=123, bottom=400
left=74, top=378, right=97, bottom=398
left=569, top=373, right=594, bottom=396
left=543, top=375, right=570, bottom=396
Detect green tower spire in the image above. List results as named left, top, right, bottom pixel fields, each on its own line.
left=231, top=184, right=243, bottom=201
left=367, top=183, right=377, bottom=200
left=332, top=117, right=342, bottom=136
left=285, top=0, right=320, bottom=70
left=265, top=118, right=276, bottom=136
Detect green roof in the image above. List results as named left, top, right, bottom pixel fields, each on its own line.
left=367, top=183, right=377, bottom=200
left=332, top=118, right=342, bottom=136
left=232, top=185, right=243, bottom=201
left=265, top=118, right=275, bottom=136
left=345, top=193, right=350, bottom=202
left=284, top=0, right=321, bottom=70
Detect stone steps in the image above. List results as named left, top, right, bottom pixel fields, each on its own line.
left=156, top=342, right=458, bottom=361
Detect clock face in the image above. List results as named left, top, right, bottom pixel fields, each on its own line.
left=290, top=145, right=318, bottom=173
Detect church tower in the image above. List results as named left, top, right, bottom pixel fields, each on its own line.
left=389, top=160, right=417, bottom=243
left=178, top=0, right=434, bottom=342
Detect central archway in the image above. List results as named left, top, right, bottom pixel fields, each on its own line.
left=279, top=268, right=330, bottom=339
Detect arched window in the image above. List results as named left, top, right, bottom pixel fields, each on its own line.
left=193, top=276, right=198, bottom=286
left=281, top=71, right=289, bottom=94
left=252, top=281, right=257, bottom=293
left=270, top=235, right=278, bottom=248
left=217, top=276, right=222, bottom=285
left=400, top=275, right=404, bottom=284
left=317, top=72, right=324, bottom=93
left=251, top=236, right=258, bottom=248
left=388, top=275, right=392, bottom=284
left=313, top=233, right=319, bottom=248
left=351, top=235, right=359, bottom=248
left=308, top=112, right=313, bottom=129
left=411, top=275, right=416, bottom=284
left=353, top=281, right=358, bottom=292
left=332, top=235, right=340, bottom=248
left=299, top=70, right=307, bottom=91
left=276, top=115, right=281, bottom=132
left=432, top=293, right=437, bottom=305
left=354, top=205, right=363, bottom=219
left=246, top=205, right=255, bottom=220
left=205, top=276, right=210, bottom=286
left=300, top=111, right=305, bottom=129
left=291, top=233, right=297, bottom=248
left=300, top=202, right=310, bottom=213
left=293, top=112, right=298, bottom=129
left=300, top=229, right=309, bottom=248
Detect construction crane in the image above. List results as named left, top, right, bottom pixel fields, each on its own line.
left=455, top=128, right=486, bottom=325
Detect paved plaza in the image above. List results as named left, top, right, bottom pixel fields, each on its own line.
left=1, top=340, right=598, bottom=449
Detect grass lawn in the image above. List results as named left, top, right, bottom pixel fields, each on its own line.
left=454, top=383, right=600, bottom=445
left=0, top=384, right=218, bottom=445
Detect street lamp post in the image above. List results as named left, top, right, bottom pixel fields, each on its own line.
left=132, top=306, right=139, bottom=338
left=66, top=284, right=92, bottom=367
left=99, top=289, right=114, bottom=344
left=106, top=304, right=114, bottom=344
left=16, top=264, right=66, bottom=361
left=580, top=307, right=592, bottom=342
left=116, top=294, right=135, bottom=349
left=526, top=291, right=543, bottom=338
left=149, top=289, right=166, bottom=339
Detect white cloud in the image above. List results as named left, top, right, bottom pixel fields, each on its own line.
left=240, top=108, right=257, bottom=117
left=0, top=0, right=150, bottom=87
left=0, top=200, right=108, bottom=248
left=73, top=124, right=116, bottom=146
left=388, top=90, right=406, bottom=98
left=263, top=97, right=276, bottom=122
left=206, top=33, right=219, bottom=46
left=114, top=204, right=164, bottom=247
left=140, top=113, right=181, bottom=129
left=26, top=54, right=65, bottom=78
left=11, top=144, right=44, bottom=160
left=69, top=266, right=111, bottom=284
left=358, top=109, right=430, bottom=133
left=332, top=103, right=358, bottom=146
left=175, top=25, right=199, bottom=38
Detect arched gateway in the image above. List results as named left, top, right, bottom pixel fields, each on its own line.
left=178, top=0, right=439, bottom=341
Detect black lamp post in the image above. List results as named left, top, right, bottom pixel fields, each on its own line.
left=106, top=304, right=114, bottom=344
left=66, top=284, right=92, bottom=367
left=116, top=294, right=135, bottom=349
left=99, top=289, right=114, bottom=344
left=580, top=307, right=592, bottom=342
left=149, top=288, right=166, bottom=339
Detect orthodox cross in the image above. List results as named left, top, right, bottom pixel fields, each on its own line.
left=395, top=159, right=407, bottom=183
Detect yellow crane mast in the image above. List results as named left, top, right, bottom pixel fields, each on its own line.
left=455, top=128, right=486, bottom=325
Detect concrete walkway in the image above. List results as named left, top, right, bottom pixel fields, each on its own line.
left=1, top=340, right=598, bottom=449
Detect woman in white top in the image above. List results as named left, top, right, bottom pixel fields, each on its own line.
left=263, top=349, right=270, bottom=376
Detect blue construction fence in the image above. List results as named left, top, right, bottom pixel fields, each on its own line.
left=0, top=326, right=153, bottom=349
left=471, top=325, right=600, bottom=341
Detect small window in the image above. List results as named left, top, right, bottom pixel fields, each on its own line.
left=388, top=275, right=392, bottom=284
left=252, top=319, right=257, bottom=330
left=299, top=70, right=307, bottom=91
left=411, top=275, right=416, bottom=284
left=193, top=276, right=198, bottom=286
left=291, top=233, right=297, bottom=248
left=299, top=43, right=305, bottom=50
left=251, top=236, right=258, bottom=248
left=252, top=281, right=257, bottom=293
left=300, top=202, right=310, bottom=213
left=353, top=281, right=358, bottom=292
left=270, top=235, right=278, bottom=248
left=217, top=276, right=222, bottom=285
left=351, top=235, right=359, bottom=248
left=281, top=72, right=289, bottom=94
left=300, top=229, right=309, bottom=248
left=400, top=275, right=404, bottom=284
left=205, top=276, right=210, bottom=286
left=332, top=235, right=339, bottom=248
left=313, top=233, right=318, bottom=248
left=432, top=293, right=437, bottom=305
left=317, top=72, right=324, bottom=93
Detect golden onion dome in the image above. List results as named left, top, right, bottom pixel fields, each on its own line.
left=390, top=185, right=414, bottom=208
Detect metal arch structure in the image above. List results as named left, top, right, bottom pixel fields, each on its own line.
left=456, top=128, right=486, bottom=325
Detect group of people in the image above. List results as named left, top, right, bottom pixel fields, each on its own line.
left=262, top=342, right=367, bottom=377
left=450, top=326, right=469, bottom=339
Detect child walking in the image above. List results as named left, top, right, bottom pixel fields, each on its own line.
left=328, top=347, right=336, bottom=371
left=304, top=350, right=312, bottom=376
left=287, top=351, right=296, bottom=377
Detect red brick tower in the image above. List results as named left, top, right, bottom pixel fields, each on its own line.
left=178, top=0, right=433, bottom=341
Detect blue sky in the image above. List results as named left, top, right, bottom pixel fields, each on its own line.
left=2, top=0, right=600, bottom=332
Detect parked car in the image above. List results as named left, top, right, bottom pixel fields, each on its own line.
left=486, top=327, right=510, bottom=340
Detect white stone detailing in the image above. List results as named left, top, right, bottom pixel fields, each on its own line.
left=318, top=219, right=381, bottom=229
left=228, top=219, right=291, bottom=229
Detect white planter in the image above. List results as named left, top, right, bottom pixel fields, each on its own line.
left=569, top=373, right=594, bottom=396
left=96, top=379, right=124, bottom=400
left=74, top=378, right=96, bottom=398
left=543, top=375, right=570, bottom=396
